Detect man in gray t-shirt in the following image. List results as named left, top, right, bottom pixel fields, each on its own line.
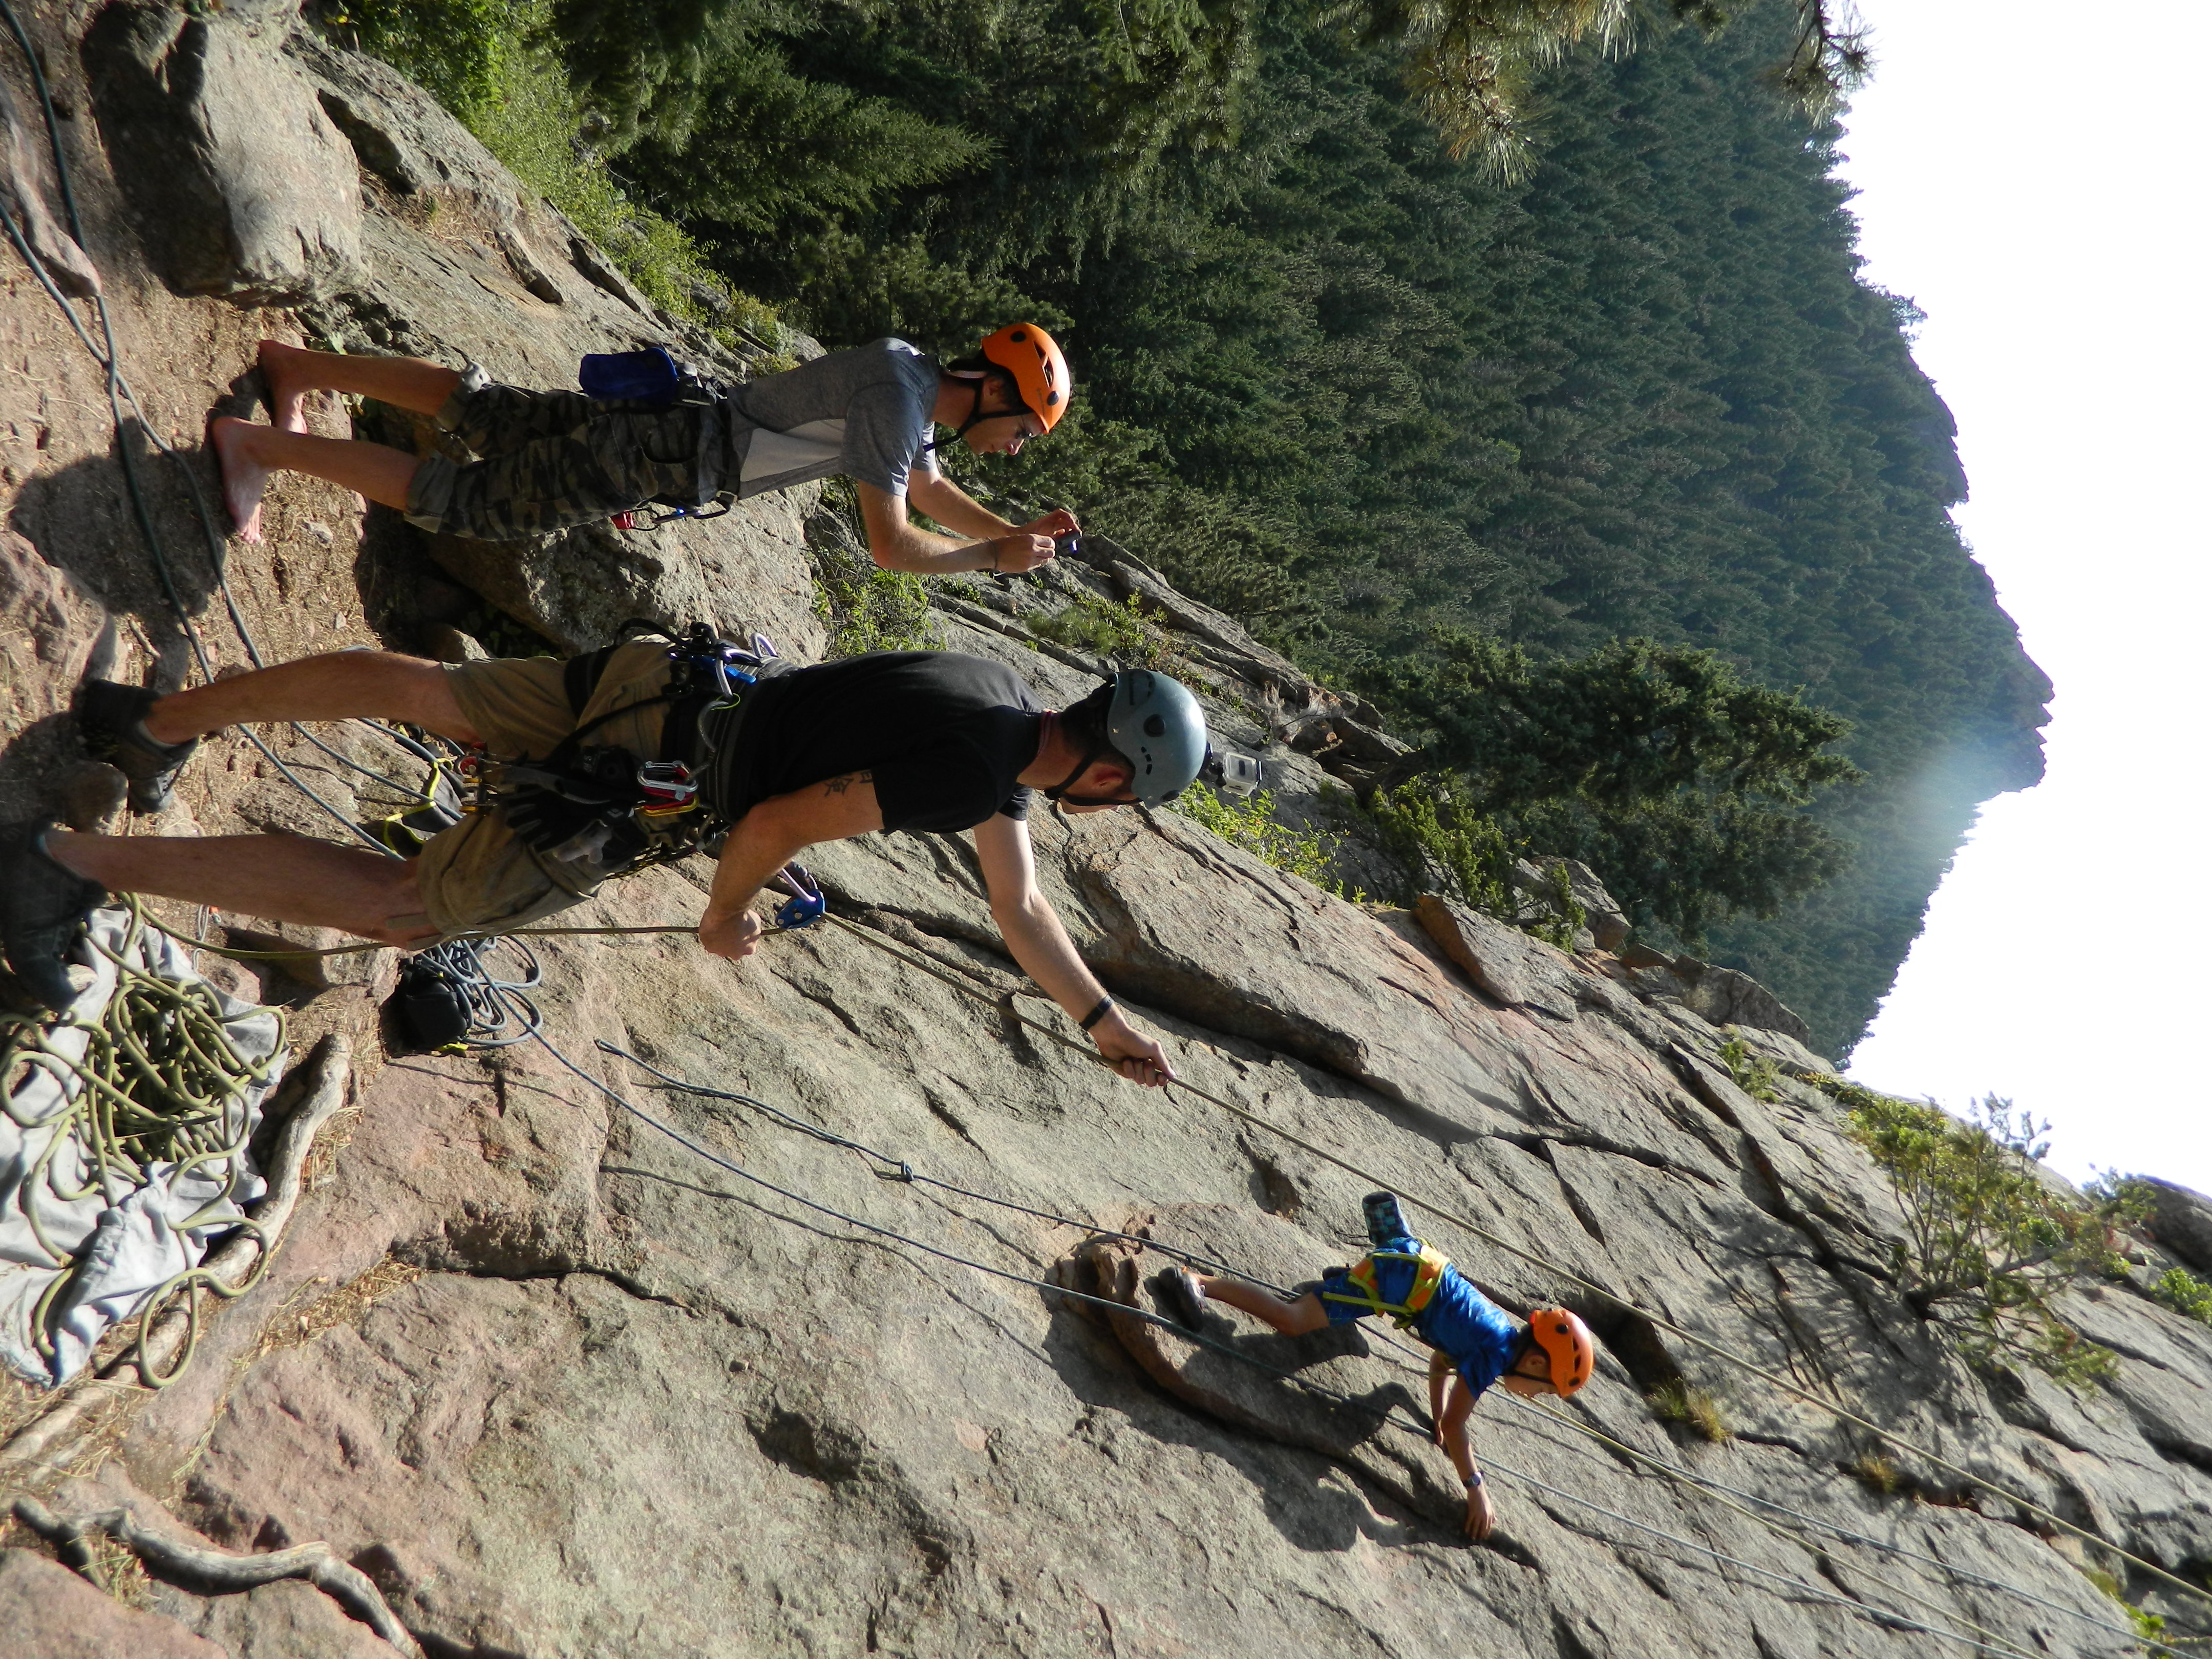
left=207, top=327, right=1079, bottom=578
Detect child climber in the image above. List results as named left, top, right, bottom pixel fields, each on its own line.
left=1155, top=1193, right=1595, bottom=1542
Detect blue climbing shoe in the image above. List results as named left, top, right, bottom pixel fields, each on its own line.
left=75, top=679, right=199, bottom=813
left=0, top=820, right=105, bottom=1010
left=1363, top=1191, right=1411, bottom=1247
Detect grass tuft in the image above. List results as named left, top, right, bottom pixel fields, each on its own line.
left=1648, top=1379, right=1731, bottom=1442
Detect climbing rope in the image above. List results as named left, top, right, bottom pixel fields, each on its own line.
left=536, top=1024, right=2111, bottom=1659
left=0, top=0, right=449, bottom=860
left=621, top=1039, right=2179, bottom=1659
left=603, top=1039, right=1297, bottom=1290
left=796, top=907, right=2212, bottom=1614
left=0, top=898, right=286, bottom=1383
left=0, top=3, right=2193, bottom=1629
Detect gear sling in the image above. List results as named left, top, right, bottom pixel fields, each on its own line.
left=491, top=623, right=784, bottom=879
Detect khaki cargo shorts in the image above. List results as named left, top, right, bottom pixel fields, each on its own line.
left=415, top=641, right=682, bottom=937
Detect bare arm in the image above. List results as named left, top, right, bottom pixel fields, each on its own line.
left=1436, top=1372, right=1496, bottom=1541
left=971, top=813, right=1175, bottom=1088
left=698, top=772, right=884, bottom=959
left=857, top=481, right=1055, bottom=576
left=906, top=469, right=1012, bottom=539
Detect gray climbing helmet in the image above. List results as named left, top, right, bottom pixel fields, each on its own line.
left=1105, top=670, right=1209, bottom=804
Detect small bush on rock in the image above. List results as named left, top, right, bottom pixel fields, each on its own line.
left=1171, top=788, right=1356, bottom=899
left=1030, top=592, right=1164, bottom=667
left=1363, top=776, right=1582, bottom=948
left=1837, top=1087, right=2147, bottom=1387
left=812, top=561, right=942, bottom=658
left=1718, top=1035, right=1780, bottom=1103
left=2150, top=1267, right=2212, bottom=1327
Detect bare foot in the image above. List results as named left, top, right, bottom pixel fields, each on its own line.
left=208, top=416, right=269, bottom=543
left=257, top=338, right=320, bottom=434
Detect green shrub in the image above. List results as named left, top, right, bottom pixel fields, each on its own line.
left=332, top=0, right=505, bottom=119
left=1837, top=1088, right=2146, bottom=1387
left=1029, top=592, right=1164, bottom=666
left=1848, top=1449, right=1903, bottom=1495
left=334, top=0, right=782, bottom=356
left=1362, top=775, right=1580, bottom=948
left=1648, top=1380, right=1730, bottom=1443
left=1718, top=1035, right=1780, bottom=1103
left=1171, top=787, right=1356, bottom=899
left=811, top=559, right=942, bottom=657
left=2151, top=1267, right=2212, bottom=1327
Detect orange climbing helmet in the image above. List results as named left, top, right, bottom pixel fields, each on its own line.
left=978, top=323, right=1071, bottom=432
left=1528, top=1307, right=1595, bottom=1396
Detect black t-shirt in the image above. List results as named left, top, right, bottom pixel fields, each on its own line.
left=708, top=652, right=1041, bottom=832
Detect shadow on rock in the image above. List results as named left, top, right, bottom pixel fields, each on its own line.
left=8, top=432, right=230, bottom=674
left=1058, top=1203, right=1473, bottom=1541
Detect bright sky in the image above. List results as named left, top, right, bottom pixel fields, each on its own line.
left=1835, top=0, right=2212, bottom=1189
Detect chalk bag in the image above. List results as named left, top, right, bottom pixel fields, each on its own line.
left=580, top=347, right=683, bottom=407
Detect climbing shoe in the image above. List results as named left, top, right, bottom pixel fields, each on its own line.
left=0, top=819, right=106, bottom=1011
left=1151, top=1266, right=1206, bottom=1334
left=75, top=679, right=200, bottom=813
left=1363, top=1191, right=1411, bottom=1248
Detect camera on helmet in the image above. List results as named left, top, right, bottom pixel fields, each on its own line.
left=1203, top=749, right=1263, bottom=799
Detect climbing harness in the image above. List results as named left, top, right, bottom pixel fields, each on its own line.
left=1318, top=1244, right=1451, bottom=1329
left=0, top=7, right=2195, bottom=1633
left=488, top=622, right=789, bottom=879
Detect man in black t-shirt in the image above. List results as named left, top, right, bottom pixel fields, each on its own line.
left=8, top=641, right=1206, bottom=1088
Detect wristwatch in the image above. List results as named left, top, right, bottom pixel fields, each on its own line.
left=1462, top=1470, right=1484, bottom=1491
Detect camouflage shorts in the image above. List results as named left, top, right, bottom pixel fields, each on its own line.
left=403, top=365, right=723, bottom=541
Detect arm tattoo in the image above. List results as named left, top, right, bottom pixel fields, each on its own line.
left=822, top=770, right=874, bottom=798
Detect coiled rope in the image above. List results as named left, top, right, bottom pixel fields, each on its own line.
left=0, top=0, right=2193, bottom=1631
left=0, top=898, right=286, bottom=1384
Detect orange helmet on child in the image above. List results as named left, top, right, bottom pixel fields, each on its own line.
left=979, top=323, right=1072, bottom=432
left=1529, top=1308, right=1595, bottom=1396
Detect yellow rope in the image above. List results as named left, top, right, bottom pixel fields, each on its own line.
left=1, top=899, right=286, bottom=1384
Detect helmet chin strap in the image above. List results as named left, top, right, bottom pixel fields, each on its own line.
left=925, top=374, right=1001, bottom=453
left=1041, top=739, right=1136, bottom=807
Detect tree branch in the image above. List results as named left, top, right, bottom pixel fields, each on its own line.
left=12, top=1494, right=421, bottom=1657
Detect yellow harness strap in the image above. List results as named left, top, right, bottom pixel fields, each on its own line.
left=1318, top=1244, right=1452, bottom=1330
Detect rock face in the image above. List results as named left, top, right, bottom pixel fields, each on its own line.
left=82, top=2, right=365, bottom=305
left=2, top=14, right=2210, bottom=1659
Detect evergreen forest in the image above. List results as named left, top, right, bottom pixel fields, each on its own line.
left=342, top=0, right=2052, bottom=1057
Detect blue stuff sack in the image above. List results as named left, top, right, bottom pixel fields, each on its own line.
left=579, top=346, right=683, bottom=406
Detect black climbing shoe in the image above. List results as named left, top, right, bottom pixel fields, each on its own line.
left=75, top=679, right=199, bottom=813
left=1151, top=1266, right=1206, bottom=1334
left=0, top=820, right=106, bottom=1011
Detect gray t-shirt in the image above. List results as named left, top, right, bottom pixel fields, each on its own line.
left=723, top=339, right=942, bottom=500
